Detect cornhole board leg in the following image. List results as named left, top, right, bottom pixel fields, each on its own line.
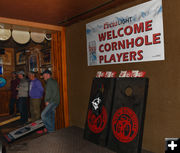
left=4, top=120, right=45, bottom=143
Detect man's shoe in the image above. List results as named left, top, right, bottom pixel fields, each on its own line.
left=36, top=128, right=48, bottom=134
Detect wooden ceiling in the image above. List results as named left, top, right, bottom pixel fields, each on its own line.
left=0, top=0, right=135, bottom=26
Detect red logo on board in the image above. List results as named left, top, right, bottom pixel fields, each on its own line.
left=112, top=107, right=138, bottom=143
left=88, top=106, right=107, bottom=133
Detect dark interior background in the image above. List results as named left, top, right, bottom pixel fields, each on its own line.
left=65, top=0, right=180, bottom=153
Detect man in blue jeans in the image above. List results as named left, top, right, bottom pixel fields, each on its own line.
left=17, top=71, right=29, bottom=124
left=41, top=69, right=60, bottom=132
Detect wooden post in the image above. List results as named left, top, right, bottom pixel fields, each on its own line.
left=51, top=30, right=69, bottom=129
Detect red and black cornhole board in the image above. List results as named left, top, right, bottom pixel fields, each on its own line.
left=107, top=78, right=149, bottom=153
left=84, top=78, right=115, bottom=146
left=4, top=120, right=45, bottom=143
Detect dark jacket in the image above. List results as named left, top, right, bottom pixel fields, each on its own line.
left=45, top=78, right=60, bottom=105
left=10, top=78, right=20, bottom=98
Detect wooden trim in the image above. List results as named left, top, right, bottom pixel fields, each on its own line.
left=0, top=113, right=9, bottom=117
left=51, top=31, right=69, bottom=129
left=61, top=28, right=69, bottom=127
left=0, top=16, right=63, bottom=32
left=0, top=116, right=20, bottom=126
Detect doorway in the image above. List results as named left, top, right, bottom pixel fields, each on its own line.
left=0, top=20, right=69, bottom=129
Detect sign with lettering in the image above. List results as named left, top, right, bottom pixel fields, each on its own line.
left=86, top=0, right=164, bottom=66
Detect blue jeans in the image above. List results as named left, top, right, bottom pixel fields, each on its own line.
left=9, top=98, right=17, bottom=115
left=41, top=103, right=58, bottom=132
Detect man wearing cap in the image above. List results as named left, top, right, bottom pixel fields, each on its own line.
left=17, top=71, right=29, bottom=124
left=41, top=69, right=60, bottom=132
left=28, top=71, right=44, bottom=122
left=9, top=71, right=20, bottom=115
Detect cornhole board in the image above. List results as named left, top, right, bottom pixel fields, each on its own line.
left=4, top=120, right=45, bottom=143
left=84, top=78, right=115, bottom=146
left=107, top=78, right=149, bottom=153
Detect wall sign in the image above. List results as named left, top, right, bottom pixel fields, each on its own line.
left=0, top=77, right=6, bottom=88
left=86, top=0, right=164, bottom=66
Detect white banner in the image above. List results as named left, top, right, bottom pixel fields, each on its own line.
left=86, top=0, right=164, bottom=66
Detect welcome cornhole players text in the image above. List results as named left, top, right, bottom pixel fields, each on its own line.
left=98, top=20, right=161, bottom=64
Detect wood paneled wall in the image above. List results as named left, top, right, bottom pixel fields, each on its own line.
left=0, top=48, right=15, bottom=116
left=0, top=90, right=11, bottom=116
left=0, top=48, right=15, bottom=90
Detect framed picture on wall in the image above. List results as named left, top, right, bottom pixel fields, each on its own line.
left=29, top=54, right=38, bottom=72
left=40, top=51, right=51, bottom=66
left=16, top=52, right=26, bottom=65
left=2, top=50, right=12, bottom=65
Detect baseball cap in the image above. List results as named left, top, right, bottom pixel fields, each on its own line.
left=42, top=69, right=52, bottom=75
left=17, top=71, right=25, bottom=75
left=12, top=71, right=17, bottom=74
left=29, top=71, right=36, bottom=75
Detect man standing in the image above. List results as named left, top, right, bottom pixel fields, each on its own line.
left=17, top=71, right=29, bottom=124
left=9, top=71, right=20, bottom=115
left=41, top=70, right=60, bottom=132
left=28, top=71, right=44, bottom=122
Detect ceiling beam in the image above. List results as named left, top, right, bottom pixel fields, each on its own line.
left=0, top=16, right=63, bottom=33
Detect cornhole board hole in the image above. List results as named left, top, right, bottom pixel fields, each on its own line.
left=107, top=78, right=149, bottom=153
left=84, top=78, right=115, bottom=146
left=4, top=120, right=45, bottom=143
